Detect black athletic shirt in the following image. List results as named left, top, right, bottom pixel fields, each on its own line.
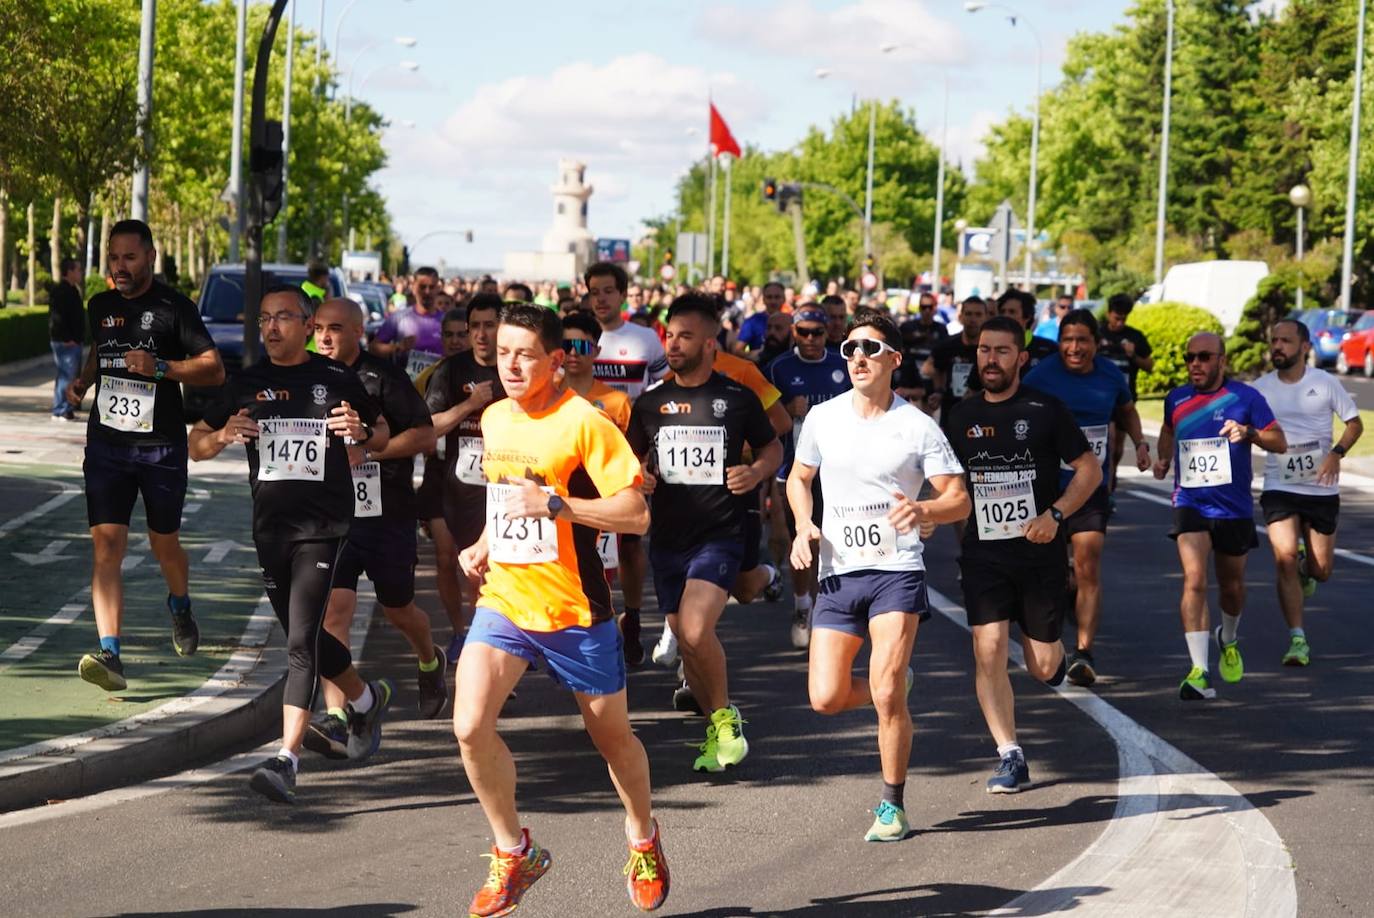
left=424, top=351, right=504, bottom=525
left=1024, top=335, right=1059, bottom=374
left=203, top=354, right=381, bottom=542
left=930, top=334, right=981, bottom=410
left=86, top=280, right=216, bottom=447
left=627, top=372, right=776, bottom=550
left=945, top=386, right=1090, bottom=561
left=1099, top=324, right=1153, bottom=398
left=350, top=351, right=433, bottom=522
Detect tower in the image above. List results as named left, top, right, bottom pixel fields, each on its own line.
left=542, top=159, right=595, bottom=269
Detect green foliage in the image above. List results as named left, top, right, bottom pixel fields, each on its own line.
left=1130, top=301, right=1225, bottom=395
left=0, top=307, right=52, bottom=362
left=1228, top=272, right=1298, bottom=375
left=85, top=275, right=109, bottom=300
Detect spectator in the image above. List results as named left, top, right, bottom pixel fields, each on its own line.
left=48, top=257, right=86, bottom=423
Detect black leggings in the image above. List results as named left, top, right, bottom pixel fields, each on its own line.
left=256, top=538, right=353, bottom=710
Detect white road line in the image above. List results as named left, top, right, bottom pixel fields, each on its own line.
left=926, top=588, right=1296, bottom=917
left=0, top=479, right=80, bottom=540
left=0, top=589, right=91, bottom=671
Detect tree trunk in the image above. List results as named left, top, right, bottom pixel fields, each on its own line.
left=50, top=197, right=61, bottom=279
left=76, top=195, right=90, bottom=275
left=99, top=210, right=110, bottom=278
left=27, top=202, right=36, bottom=308
left=186, top=224, right=197, bottom=283
left=173, top=206, right=183, bottom=284
left=0, top=186, right=7, bottom=302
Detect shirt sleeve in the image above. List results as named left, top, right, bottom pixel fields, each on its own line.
left=1135, top=329, right=1153, bottom=358
left=340, top=372, right=382, bottom=426
left=932, top=340, right=951, bottom=373
left=383, top=366, right=433, bottom=433
left=742, top=389, right=777, bottom=452
left=375, top=313, right=399, bottom=344
left=921, top=421, right=964, bottom=478
left=1247, top=386, right=1277, bottom=431
left=579, top=407, right=644, bottom=497
left=1162, top=389, right=1179, bottom=431
left=201, top=375, right=239, bottom=430
left=1054, top=399, right=1093, bottom=464
left=626, top=399, right=651, bottom=458
left=645, top=335, right=669, bottom=382
left=794, top=407, right=821, bottom=468
left=177, top=298, right=217, bottom=358
left=424, top=358, right=456, bottom=413
left=738, top=361, right=781, bottom=410
left=1330, top=376, right=1361, bottom=423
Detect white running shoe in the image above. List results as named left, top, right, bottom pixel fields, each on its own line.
left=790, top=601, right=812, bottom=650
left=651, top=622, right=679, bottom=667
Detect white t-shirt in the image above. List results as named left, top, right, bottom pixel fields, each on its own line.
left=1252, top=367, right=1359, bottom=496
left=593, top=321, right=669, bottom=399
left=794, top=391, right=964, bottom=579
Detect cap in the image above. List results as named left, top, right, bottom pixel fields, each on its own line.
left=792, top=307, right=827, bottom=326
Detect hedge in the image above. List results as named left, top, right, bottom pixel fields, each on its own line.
left=0, top=306, right=54, bottom=364
left=1130, top=301, right=1225, bottom=397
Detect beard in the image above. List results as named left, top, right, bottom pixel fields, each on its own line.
left=981, top=368, right=1013, bottom=394
left=1270, top=351, right=1298, bottom=370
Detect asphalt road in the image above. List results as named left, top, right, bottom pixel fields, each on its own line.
left=1335, top=371, right=1374, bottom=412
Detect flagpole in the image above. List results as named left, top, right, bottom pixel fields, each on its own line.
left=707, top=148, right=718, bottom=278
left=721, top=154, right=733, bottom=278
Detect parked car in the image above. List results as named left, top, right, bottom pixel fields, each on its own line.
left=1298, top=308, right=1362, bottom=368
left=1336, top=310, right=1374, bottom=377
left=348, top=281, right=393, bottom=338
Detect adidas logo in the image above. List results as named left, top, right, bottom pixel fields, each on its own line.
left=1306, top=388, right=1318, bottom=396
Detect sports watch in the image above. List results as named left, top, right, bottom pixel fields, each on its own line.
left=547, top=494, right=566, bottom=519
left=1049, top=506, right=1065, bottom=524
left=154, top=359, right=169, bottom=381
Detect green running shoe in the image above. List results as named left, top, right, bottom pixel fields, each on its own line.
left=712, top=705, right=749, bottom=768
left=1297, top=543, right=1316, bottom=598
left=1214, top=626, right=1244, bottom=683
left=1282, top=635, right=1311, bottom=667
left=864, top=800, right=910, bottom=843
left=1179, top=666, right=1216, bottom=700
left=78, top=648, right=126, bottom=692
left=692, top=723, right=723, bottom=773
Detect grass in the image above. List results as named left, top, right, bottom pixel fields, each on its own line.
left=1136, top=397, right=1374, bottom=458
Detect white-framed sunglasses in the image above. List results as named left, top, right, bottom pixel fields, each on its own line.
left=840, top=337, right=898, bottom=361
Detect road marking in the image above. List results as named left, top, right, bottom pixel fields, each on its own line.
left=201, top=539, right=250, bottom=565
left=0, top=589, right=91, bottom=671
left=13, top=539, right=75, bottom=566
left=927, top=588, right=1296, bottom=917
left=0, top=479, right=80, bottom=540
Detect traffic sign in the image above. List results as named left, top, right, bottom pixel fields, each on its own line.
left=660, top=264, right=676, bottom=281
left=861, top=272, right=878, bottom=290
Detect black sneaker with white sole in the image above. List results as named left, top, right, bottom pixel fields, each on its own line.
left=346, top=678, right=394, bottom=761
left=168, top=597, right=199, bottom=657
left=302, top=711, right=349, bottom=759
left=1066, top=649, right=1097, bottom=687
left=249, top=756, right=297, bottom=803
left=416, top=645, right=449, bottom=719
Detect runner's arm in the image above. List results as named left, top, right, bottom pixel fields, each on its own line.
left=559, top=485, right=649, bottom=536
left=1051, top=449, right=1103, bottom=520
left=1242, top=420, right=1286, bottom=454
left=766, top=400, right=793, bottom=438
left=150, top=347, right=225, bottom=386
left=785, top=460, right=819, bottom=530
left=67, top=345, right=99, bottom=401
left=907, top=473, right=970, bottom=526
left=1153, top=424, right=1174, bottom=478
left=367, top=423, right=434, bottom=461
left=1336, top=414, right=1364, bottom=454
left=188, top=413, right=257, bottom=461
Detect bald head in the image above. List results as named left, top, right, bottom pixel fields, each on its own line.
left=312, top=297, right=366, bottom=364
left=1186, top=332, right=1224, bottom=355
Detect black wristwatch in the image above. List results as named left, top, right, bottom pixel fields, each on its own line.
left=357, top=423, right=374, bottom=445
left=1332, top=444, right=1348, bottom=458
left=1049, top=506, right=1065, bottom=524
left=1244, top=424, right=1257, bottom=443
left=154, top=359, right=169, bottom=381
left=547, top=494, right=566, bottom=519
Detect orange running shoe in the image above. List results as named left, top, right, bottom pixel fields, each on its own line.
left=467, top=829, right=551, bottom=918
left=623, top=820, right=670, bottom=911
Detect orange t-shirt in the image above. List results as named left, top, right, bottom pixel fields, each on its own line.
left=582, top=380, right=632, bottom=433
left=665, top=350, right=781, bottom=411
left=478, top=388, right=642, bottom=631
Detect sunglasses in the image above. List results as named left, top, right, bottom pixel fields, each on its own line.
left=561, top=338, right=594, bottom=355
left=1184, top=351, right=1217, bottom=364
left=840, top=338, right=898, bottom=361
left=793, top=326, right=826, bottom=338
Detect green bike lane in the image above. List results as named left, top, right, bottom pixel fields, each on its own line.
left=0, top=463, right=265, bottom=753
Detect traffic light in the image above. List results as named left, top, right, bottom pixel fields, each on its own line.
left=864, top=253, right=876, bottom=271
left=762, top=178, right=778, bottom=202
left=664, top=249, right=674, bottom=264
left=251, top=119, right=284, bottom=222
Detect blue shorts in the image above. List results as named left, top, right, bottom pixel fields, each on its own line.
left=813, top=569, right=930, bottom=637
left=466, top=607, right=626, bottom=695
left=649, top=539, right=743, bottom=616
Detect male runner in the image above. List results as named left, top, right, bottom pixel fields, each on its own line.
left=67, top=219, right=225, bottom=691
left=628, top=294, right=781, bottom=771
left=1153, top=333, right=1286, bottom=700
left=189, top=285, right=393, bottom=802
left=947, top=316, right=1100, bottom=792
left=734, top=281, right=786, bottom=355
left=453, top=304, right=668, bottom=916
left=1025, top=310, right=1151, bottom=685
left=587, top=261, right=669, bottom=665
left=372, top=265, right=444, bottom=380
left=895, top=291, right=947, bottom=403
left=304, top=299, right=443, bottom=762
left=789, top=312, right=967, bottom=840
left=1100, top=295, right=1154, bottom=490
left=1251, top=319, right=1361, bottom=666
left=821, top=295, right=849, bottom=351
left=560, top=311, right=632, bottom=432
left=996, top=290, right=1058, bottom=373
left=924, top=296, right=987, bottom=427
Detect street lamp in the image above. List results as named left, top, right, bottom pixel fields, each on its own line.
left=966, top=1, right=1042, bottom=291
left=1153, top=0, right=1175, bottom=285
left=1290, top=183, right=1311, bottom=311
left=880, top=43, right=948, bottom=296
left=1341, top=0, right=1367, bottom=311
left=813, top=67, right=874, bottom=265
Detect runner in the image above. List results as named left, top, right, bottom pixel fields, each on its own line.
left=1024, top=309, right=1151, bottom=685
left=1099, top=294, right=1155, bottom=491
left=453, top=303, right=668, bottom=916
left=924, top=296, right=987, bottom=428
left=1153, top=333, right=1286, bottom=700
left=895, top=291, right=947, bottom=405
left=766, top=306, right=852, bottom=649
left=822, top=294, right=849, bottom=351
left=788, top=312, right=967, bottom=840
left=587, top=261, right=669, bottom=666
left=371, top=265, right=444, bottom=381
left=1251, top=319, right=1361, bottom=667
left=946, top=316, right=1101, bottom=792
left=425, top=293, right=505, bottom=663
left=66, top=219, right=225, bottom=692
left=996, top=290, right=1059, bottom=373
left=734, top=281, right=786, bottom=355
left=189, top=285, right=394, bottom=803
left=628, top=294, right=781, bottom=771
left=302, top=299, right=443, bottom=763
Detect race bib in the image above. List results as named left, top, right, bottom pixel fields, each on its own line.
left=950, top=361, right=973, bottom=398
left=597, top=532, right=619, bottom=570
left=1279, top=440, right=1322, bottom=485
left=405, top=349, right=440, bottom=381
left=258, top=418, right=328, bottom=482
left=973, top=478, right=1036, bottom=541
left=352, top=461, right=382, bottom=517
left=487, top=483, right=559, bottom=564
left=1179, top=437, right=1232, bottom=488
left=656, top=425, right=726, bottom=485
left=455, top=436, right=485, bottom=485
left=98, top=375, right=156, bottom=433
left=1063, top=424, right=1110, bottom=470
left=824, top=502, right=898, bottom=568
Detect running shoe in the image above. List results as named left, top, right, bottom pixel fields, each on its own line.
left=78, top=648, right=126, bottom=692
left=1297, top=542, right=1316, bottom=598
left=445, top=632, right=465, bottom=667
left=762, top=564, right=784, bottom=603
left=1282, top=634, right=1311, bottom=667
left=249, top=755, right=296, bottom=804
left=168, top=596, right=199, bottom=657
left=619, top=610, right=645, bottom=667
left=711, top=705, right=748, bottom=769
left=692, top=723, right=723, bottom=773
left=672, top=680, right=703, bottom=716
left=468, top=829, right=551, bottom=918
left=986, top=749, right=1030, bottom=794
left=623, top=821, right=670, bottom=911
left=1214, top=626, right=1244, bottom=683
left=346, top=678, right=395, bottom=761
left=417, top=645, right=449, bottom=719
left=1178, top=666, right=1216, bottom=700
left=864, top=800, right=911, bottom=842
left=651, top=625, right=678, bottom=668
left=303, top=710, right=349, bottom=759
left=1066, top=649, right=1097, bottom=687
left=790, top=602, right=811, bottom=650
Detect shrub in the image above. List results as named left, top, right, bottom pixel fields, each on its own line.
left=0, top=307, right=53, bottom=363
left=85, top=274, right=109, bottom=301
left=1130, top=301, right=1225, bottom=397
left=1228, top=271, right=1302, bottom=376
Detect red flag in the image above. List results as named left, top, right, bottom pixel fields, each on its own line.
left=709, top=102, right=741, bottom=159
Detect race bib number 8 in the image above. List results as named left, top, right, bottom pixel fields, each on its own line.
left=352, top=461, right=382, bottom=517
left=456, top=436, right=485, bottom=485
left=258, top=419, right=328, bottom=481
left=973, top=479, right=1035, bottom=541
left=487, top=483, right=559, bottom=564
left=656, top=425, right=726, bottom=485
left=824, top=502, right=897, bottom=568
left=98, top=375, right=156, bottom=433
left=1280, top=441, right=1321, bottom=484
left=1179, top=437, right=1232, bottom=488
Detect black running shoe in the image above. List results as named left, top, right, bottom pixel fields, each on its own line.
left=78, top=648, right=126, bottom=692
left=303, top=711, right=349, bottom=759
left=249, top=756, right=297, bottom=803
left=1066, top=649, right=1097, bottom=687
left=168, top=597, right=199, bottom=657
left=619, top=610, right=645, bottom=667
left=346, top=678, right=394, bottom=761
left=672, top=680, right=703, bottom=716
left=417, top=645, right=449, bottom=719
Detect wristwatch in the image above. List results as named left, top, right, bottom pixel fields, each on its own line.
left=546, top=494, right=566, bottom=519
left=1333, top=444, right=1348, bottom=457
left=154, top=359, right=169, bottom=381
left=357, top=423, right=374, bottom=444
left=1049, top=506, right=1065, bottom=524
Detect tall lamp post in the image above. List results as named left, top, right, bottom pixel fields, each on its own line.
left=965, top=1, right=1041, bottom=291
left=1153, top=0, right=1175, bottom=285
left=814, top=67, right=875, bottom=273
left=1290, top=184, right=1311, bottom=312
left=1341, top=0, right=1368, bottom=311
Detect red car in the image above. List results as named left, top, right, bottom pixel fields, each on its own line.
left=1337, top=310, right=1374, bottom=376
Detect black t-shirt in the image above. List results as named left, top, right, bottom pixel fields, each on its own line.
left=1024, top=335, right=1059, bottom=375
left=930, top=334, right=980, bottom=407
left=1099, top=324, right=1152, bottom=398
left=87, top=280, right=216, bottom=447
left=203, top=354, right=381, bottom=542
left=946, top=386, right=1090, bottom=561
left=627, top=372, right=776, bottom=550
left=899, top=317, right=948, bottom=367
left=424, top=351, right=504, bottom=524
left=350, top=351, right=433, bottom=523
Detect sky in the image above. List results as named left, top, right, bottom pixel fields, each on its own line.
left=316, top=0, right=1157, bottom=271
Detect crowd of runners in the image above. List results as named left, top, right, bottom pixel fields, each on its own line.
left=60, top=219, right=1363, bottom=916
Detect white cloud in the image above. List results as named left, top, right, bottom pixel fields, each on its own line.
left=944, top=108, right=1001, bottom=173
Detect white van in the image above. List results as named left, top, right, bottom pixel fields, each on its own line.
left=1138, top=260, right=1269, bottom=334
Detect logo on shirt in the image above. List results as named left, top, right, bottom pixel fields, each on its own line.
left=619, top=347, right=628, bottom=356
left=966, top=424, right=995, bottom=439
left=711, top=398, right=728, bottom=419
left=831, top=370, right=845, bottom=384
left=256, top=388, right=290, bottom=401
left=101, top=316, right=125, bottom=328
left=1212, top=409, right=1225, bottom=421
left=311, top=384, right=328, bottom=406
left=791, top=376, right=804, bottom=386
left=1306, top=387, right=1318, bottom=397
left=139, top=310, right=154, bottom=330
left=1014, top=419, right=1030, bottom=441
left=659, top=401, right=692, bottom=415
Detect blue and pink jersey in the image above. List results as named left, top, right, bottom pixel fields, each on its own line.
left=1163, top=380, right=1277, bottom=519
